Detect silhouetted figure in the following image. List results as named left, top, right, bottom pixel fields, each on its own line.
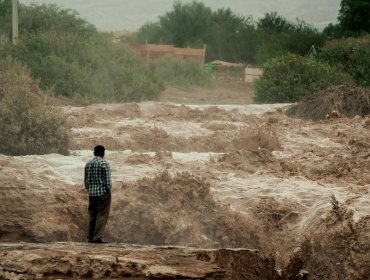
left=84, top=145, right=112, bottom=243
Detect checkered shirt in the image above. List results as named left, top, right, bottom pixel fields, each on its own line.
left=84, top=156, right=112, bottom=197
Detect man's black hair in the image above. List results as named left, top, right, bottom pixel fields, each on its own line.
left=94, top=145, right=105, bottom=157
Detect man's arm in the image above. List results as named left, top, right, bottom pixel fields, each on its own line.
left=84, top=164, right=89, bottom=190
left=102, top=161, right=112, bottom=191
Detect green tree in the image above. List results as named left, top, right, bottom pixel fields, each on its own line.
left=323, top=23, right=343, bottom=38
left=159, top=0, right=212, bottom=47
left=256, top=13, right=325, bottom=64
left=283, top=19, right=326, bottom=55
left=0, top=0, right=11, bottom=16
left=338, top=0, right=370, bottom=34
left=18, top=3, right=95, bottom=35
left=136, top=22, right=164, bottom=44
left=205, top=8, right=256, bottom=62
left=0, top=0, right=12, bottom=38
left=257, top=12, right=294, bottom=33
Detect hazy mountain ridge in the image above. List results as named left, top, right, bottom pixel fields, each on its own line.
left=20, top=0, right=341, bottom=31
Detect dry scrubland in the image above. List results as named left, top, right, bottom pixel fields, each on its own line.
left=0, top=84, right=369, bottom=279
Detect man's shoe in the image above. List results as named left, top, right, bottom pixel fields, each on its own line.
left=89, top=238, right=107, bottom=244
left=95, top=238, right=108, bottom=244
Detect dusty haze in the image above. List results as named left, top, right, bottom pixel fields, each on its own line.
left=20, top=0, right=341, bottom=31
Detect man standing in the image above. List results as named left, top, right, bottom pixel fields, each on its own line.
left=84, top=145, right=112, bottom=243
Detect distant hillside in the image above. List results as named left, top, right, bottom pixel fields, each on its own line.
left=20, top=0, right=340, bottom=31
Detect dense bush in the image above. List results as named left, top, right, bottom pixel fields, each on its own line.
left=318, top=35, right=370, bottom=86
left=150, top=55, right=212, bottom=86
left=254, top=54, right=353, bottom=103
left=7, top=31, right=163, bottom=102
left=1, top=3, right=163, bottom=102
left=0, top=57, right=69, bottom=155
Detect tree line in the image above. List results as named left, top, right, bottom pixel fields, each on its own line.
left=135, top=0, right=369, bottom=64
left=135, top=1, right=324, bottom=64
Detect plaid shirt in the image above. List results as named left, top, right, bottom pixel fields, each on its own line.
left=84, top=156, right=112, bottom=197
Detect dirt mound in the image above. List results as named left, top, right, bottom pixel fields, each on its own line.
left=286, top=85, right=370, bottom=120
left=108, top=171, right=262, bottom=248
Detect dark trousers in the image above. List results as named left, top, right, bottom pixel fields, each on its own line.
left=88, top=192, right=111, bottom=241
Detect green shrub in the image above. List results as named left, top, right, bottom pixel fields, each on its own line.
left=254, top=54, right=353, bottom=103
left=0, top=57, right=69, bottom=156
left=2, top=3, right=163, bottom=103
left=318, top=35, right=370, bottom=86
left=150, top=55, right=212, bottom=87
left=5, top=30, right=163, bottom=103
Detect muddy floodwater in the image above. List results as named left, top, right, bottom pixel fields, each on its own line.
left=0, top=84, right=369, bottom=279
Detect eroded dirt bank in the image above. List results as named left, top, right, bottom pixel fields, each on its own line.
left=0, top=101, right=369, bottom=279
left=0, top=243, right=279, bottom=279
